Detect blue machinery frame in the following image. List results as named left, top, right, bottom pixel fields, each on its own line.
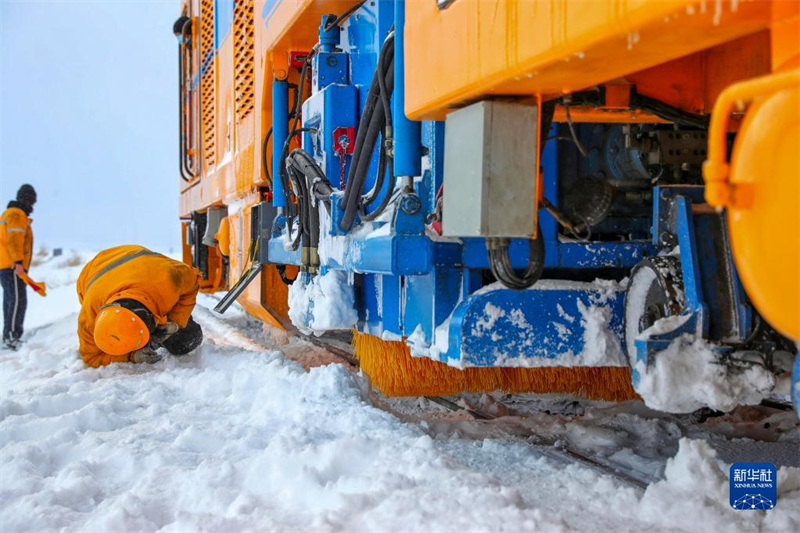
left=264, top=1, right=748, bottom=362
left=245, top=1, right=795, bottom=410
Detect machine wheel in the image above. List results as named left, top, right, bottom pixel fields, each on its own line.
left=624, top=256, right=685, bottom=365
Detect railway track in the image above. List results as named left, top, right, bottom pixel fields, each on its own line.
left=197, top=297, right=799, bottom=491
left=302, top=331, right=656, bottom=490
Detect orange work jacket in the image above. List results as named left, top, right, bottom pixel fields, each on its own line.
left=76, top=245, right=201, bottom=367
left=0, top=206, right=33, bottom=270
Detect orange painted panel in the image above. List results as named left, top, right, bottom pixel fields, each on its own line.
left=263, top=0, right=360, bottom=53
left=405, top=0, right=778, bottom=120
left=771, top=0, right=800, bottom=70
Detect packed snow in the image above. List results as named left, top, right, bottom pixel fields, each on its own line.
left=634, top=335, right=776, bottom=414
left=288, top=269, right=358, bottom=336
left=1, top=249, right=799, bottom=532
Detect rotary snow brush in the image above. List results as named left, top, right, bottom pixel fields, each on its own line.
left=354, top=331, right=637, bottom=401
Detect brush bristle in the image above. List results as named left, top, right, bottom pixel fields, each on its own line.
left=354, top=331, right=638, bottom=401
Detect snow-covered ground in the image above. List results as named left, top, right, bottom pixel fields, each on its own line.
left=1, top=250, right=799, bottom=532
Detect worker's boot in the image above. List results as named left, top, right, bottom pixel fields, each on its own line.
left=3, top=338, right=19, bottom=351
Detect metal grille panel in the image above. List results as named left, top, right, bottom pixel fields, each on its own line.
left=200, top=0, right=216, bottom=168
left=234, top=0, right=255, bottom=122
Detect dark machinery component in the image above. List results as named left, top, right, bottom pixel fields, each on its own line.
left=176, top=16, right=198, bottom=182
left=562, top=177, right=615, bottom=227
left=565, top=86, right=710, bottom=130
left=623, top=256, right=685, bottom=365
left=561, top=176, right=654, bottom=233
left=340, top=32, right=396, bottom=230
left=189, top=211, right=209, bottom=280
left=285, top=148, right=336, bottom=272
left=555, top=122, right=708, bottom=241
left=488, top=231, right=545, bottom=290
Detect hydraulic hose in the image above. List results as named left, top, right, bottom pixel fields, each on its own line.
left=341, top=58, right=395, bottom=229
left=277, top=264, right=296, bottom=285
left=376, top=31, right=395, bottom=147
left=630, top=88, right=709, bottom=129
left=340, top=39, right=392, bottom=210
left=286, top=148, right=339, bottom=266
left=286, top=165, right=308, bottom=251
left=357, top=60, right=395, bottom=208
left=340, top=36, right=395, bottom=230
left=278, top=126, right=317, bottom=209
left=288, top=148, right=335, bottom=210
left=488, top=233, right=545, bottom=290
left=277, top=50, right=315, bottom=206
left=177, top=18, right=196, bottom=181
left=360, top=156, right=394, bottom=222
left=360, top=142, right=390, bottom=208
left=261, top=127, right=273, bottom=189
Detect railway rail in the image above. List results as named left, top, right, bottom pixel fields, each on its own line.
left=197, top=295, right=798, bottom=491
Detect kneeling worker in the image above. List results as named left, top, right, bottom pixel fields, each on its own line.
left=77, top=245, right=203, bottom=367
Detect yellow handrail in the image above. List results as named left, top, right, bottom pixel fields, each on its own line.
left=703, top=68, right=800, bottom=209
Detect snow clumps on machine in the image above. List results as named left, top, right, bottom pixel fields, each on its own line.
left=288, top=269, right=358, bottom=335
left=634, top=335, right=775, bottom=413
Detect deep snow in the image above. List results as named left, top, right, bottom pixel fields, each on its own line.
left=1, top=250, right=799, bottom=532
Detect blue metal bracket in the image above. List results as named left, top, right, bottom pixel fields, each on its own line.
left=429, top=283, right=627, bottom=368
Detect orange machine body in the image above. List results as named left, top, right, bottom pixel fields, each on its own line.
left=177, top=0, right=798, bottom=345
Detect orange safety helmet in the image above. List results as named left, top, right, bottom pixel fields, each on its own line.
left=94, top=303, right=151, bottom=356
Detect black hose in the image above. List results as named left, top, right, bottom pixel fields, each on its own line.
left=290, top=51, right=313, bottom=136
left=261, top=127, right=272, bottom=189
left=288, top=215, right=302, bottom=251
left=278, top=52, right=315, bottom=205
left=340, top=40, right=392, bottom=212
left=288, top=148, right=335, bottom=209
left=341, top=94, right=388, bottom=228
left=173, top=15, right=190, bottom=36
left=630, top=87, right=709, bottom=129
left=361, top=138, right=389, bottom=206
left=323, top=1, right=366, bottom=31
left=285, top=148, right=339, bottom=256
left=340, top=36, right=394, bottom=217
left=488, top=233, right=545, bottom=290
left=376, top=31, right=394, bottom=145
left=278, top=127, right=316, bottom=208
left=340, top=54, right=395, bottom=229
left=485, top=99, right=555, bottom=290
left=177, top=18, right=195, bottom=181
left=486, top=99, right=556, bottom=290
left=277, top=264, right=296, bottom=285
left=288, top=165, right=311, bottom=249
left=359, top=169, right=396, bottom=222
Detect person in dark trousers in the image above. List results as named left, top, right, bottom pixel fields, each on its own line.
left=0, top=184, right=37, bottom=350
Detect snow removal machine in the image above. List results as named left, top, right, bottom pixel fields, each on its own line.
left=174, top=0, right=800, bottom=414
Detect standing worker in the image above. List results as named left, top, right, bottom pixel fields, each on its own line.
left=77, top=245, right=203, bottom=367
left=0, top=184, right=37, bottom=350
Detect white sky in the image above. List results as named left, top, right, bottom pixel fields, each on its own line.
left=1, top=0, right=180, bottom=252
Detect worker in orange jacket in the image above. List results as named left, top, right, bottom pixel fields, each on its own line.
left=0, top=184, right=36, bottom=350
left=77, top=245, right=203, bottom=367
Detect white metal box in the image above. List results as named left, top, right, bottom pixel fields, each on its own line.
left=442, top=100, right=538, bottom=238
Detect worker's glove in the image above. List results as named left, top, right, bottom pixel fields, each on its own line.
left=150, top=321, right=180, bottom=346
left=128, top=345, right=162, bottom=364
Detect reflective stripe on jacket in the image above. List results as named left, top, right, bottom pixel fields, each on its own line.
left=0, top=207, right=33, bottom=270
left=76, top=245, right=201, bottom=367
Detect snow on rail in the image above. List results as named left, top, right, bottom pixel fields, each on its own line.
left=0, top=252, right=798, bottom=531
